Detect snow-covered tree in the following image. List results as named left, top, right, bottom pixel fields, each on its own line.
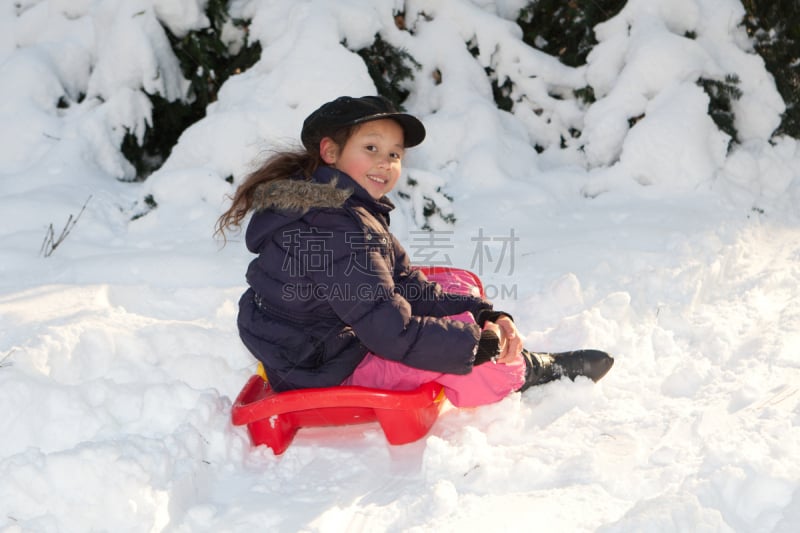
left=0, top=0, right=791, bottom=226
left=742, top=0, right=800, bottom=138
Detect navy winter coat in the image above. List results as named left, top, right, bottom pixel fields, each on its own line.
left=237, top=166, right=493, bottom=391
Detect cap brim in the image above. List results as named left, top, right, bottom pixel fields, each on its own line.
left=352, top=112, right=426, bottom=147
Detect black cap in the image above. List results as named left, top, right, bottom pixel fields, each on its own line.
left=301, top=95, right=426, bottom=151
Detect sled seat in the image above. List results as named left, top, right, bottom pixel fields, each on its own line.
left=230, top=266, right=483, bottom=455
left=232, top=375, right=445, bottom=454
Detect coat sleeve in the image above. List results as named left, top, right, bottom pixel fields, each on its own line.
left=304, top=215, right=481, bottom=375
left=392, top=234, right=493, bottom=318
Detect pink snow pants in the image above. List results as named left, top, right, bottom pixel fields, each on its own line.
left=342, top=268, right=526, bottom=407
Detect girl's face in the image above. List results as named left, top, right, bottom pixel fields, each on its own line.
left=321, top=119, right=405, bottom=200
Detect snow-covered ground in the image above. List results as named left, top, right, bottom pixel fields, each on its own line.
left=1, top=0, right=799, bottom=531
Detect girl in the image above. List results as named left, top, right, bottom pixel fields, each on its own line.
left=216, top=95, right=613, bottom=407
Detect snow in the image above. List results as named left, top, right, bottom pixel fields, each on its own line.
left=1, top=0, right=799, bottom=531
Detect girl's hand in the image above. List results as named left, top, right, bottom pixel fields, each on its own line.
left=481, top=316, right=523, bottom=364
left=481, top=321, right=501, bottom=339
left=493, top=315, right=523, bottom=364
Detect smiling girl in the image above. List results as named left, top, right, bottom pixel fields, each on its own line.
left=216, top=95, right=612, bottom=406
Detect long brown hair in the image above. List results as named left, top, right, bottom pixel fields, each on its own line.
left=215, top=126, right=355, bottom=241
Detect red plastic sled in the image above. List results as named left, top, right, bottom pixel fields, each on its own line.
left=231, top=266, right=484, bottom=454
left=232, top=377, right=445, bottom=454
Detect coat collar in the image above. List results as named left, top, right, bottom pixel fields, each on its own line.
left=252, top=166, right=394, bottom=215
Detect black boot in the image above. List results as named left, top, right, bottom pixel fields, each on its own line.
left=519, top=349, right=614, bottom=392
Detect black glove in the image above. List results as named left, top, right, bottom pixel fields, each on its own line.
left=475, top=309, right=514, bottom=327
left=474, top=330, right=501, bottom=365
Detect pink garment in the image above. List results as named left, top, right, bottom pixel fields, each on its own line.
left=342, top=268, right=526, bottom=407
left=344, top=350, right=525, bottom=407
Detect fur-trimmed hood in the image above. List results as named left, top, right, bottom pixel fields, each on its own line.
left=244, top=166, right=394, bottom=254
left=252, top=177, right=353, bottom=214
